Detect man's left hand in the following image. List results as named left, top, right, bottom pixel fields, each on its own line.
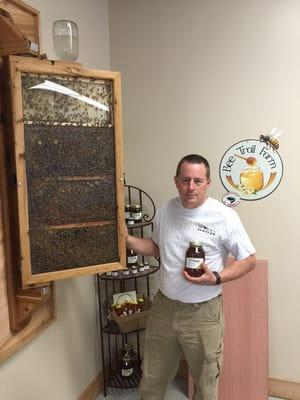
left=181, top=263, right=217, bottom=285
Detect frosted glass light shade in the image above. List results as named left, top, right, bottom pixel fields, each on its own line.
left=53, top=20, right=78, bottom=61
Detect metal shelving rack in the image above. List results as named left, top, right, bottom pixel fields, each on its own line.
left=97, top=184, right=159, bottom=396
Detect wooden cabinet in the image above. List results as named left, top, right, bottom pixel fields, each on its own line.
left=2, top=55, right=126, bottom=286
left=187, top=260, right=268, bottom=400
left=0, top=0, right=40, bottom=57
left=0, top=55, right=126, bottom=337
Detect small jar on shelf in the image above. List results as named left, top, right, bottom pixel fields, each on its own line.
left=127, top=219, right=135, bottom=227
left=125, top=204, right=132, bottom=224
left=130, top=204, right=143, bottom=223
left=138, top=262, right=145, bottom=273
left=120, top=354, right=134, bottom=378
left=126, top=248, right=138, bottom=268
left=120, top=345, right=134, bottom=378
left=130, top=266, right=138, bottom=275
left=122, top=269, right=130, bottom=276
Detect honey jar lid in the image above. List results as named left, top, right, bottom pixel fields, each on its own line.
left=190, top=240, right=202, bottom=247
left=131, top=204, right=142, bottom=210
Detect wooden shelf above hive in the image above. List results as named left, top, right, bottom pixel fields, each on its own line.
left=0, top=0, right=40, bottom=56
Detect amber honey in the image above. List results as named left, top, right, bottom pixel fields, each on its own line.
left=185, top=241, right=205, bottom=277
left=240, top=167, right=264, bottom=192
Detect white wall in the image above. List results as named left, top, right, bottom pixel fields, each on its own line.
left=35, top=0, right=110, bottom=70
left=108, top=0, right=300, bottom=382
left=0, top=1, right=110, bottom=399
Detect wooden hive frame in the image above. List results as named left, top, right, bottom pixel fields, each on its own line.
left=0, top=0, right=40, bottom=56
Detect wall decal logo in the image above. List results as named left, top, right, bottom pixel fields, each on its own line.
left=222, top=191, right=240, bottom=207
left=219, top=138, right=283, bottom=201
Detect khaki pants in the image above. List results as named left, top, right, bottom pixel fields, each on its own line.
left=140, top=290, right=224, bottom=400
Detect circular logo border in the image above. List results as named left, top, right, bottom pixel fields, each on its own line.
left=219, top=139, right=284, bottom=201
left=222, top=191, right=241, bottom=207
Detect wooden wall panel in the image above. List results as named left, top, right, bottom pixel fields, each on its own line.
left=0, top=0, right=40, bottom=45
left=269, top=378, right=300, bottom=400
left=0, top=197, right=10, bottom=347
left=0, top=55, right=55, bottom=354
left=218, top=260, right=268, bottom=400
left=187, top=260, right=268, bottom=400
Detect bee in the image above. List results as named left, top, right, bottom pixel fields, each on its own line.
left=259, top=127, right=282, bottom=151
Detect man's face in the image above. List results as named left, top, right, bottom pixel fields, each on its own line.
left=174, top=162, right=211, bottom=209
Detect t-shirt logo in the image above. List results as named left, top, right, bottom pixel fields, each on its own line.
left=197, top=224, right=216, bottom=236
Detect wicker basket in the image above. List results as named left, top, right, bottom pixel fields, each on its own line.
left=110, top=297, right=152, bottom=333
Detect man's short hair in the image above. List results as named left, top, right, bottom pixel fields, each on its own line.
left=175, top=154, right=210, bottom=179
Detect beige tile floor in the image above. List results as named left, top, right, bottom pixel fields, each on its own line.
left=96, top=377, right=283, bottom=400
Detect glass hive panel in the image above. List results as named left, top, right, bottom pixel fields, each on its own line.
left=21, top=73, right=118, bottom=274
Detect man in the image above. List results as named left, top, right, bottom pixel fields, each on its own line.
left=126, top=154, right=256, bottom=400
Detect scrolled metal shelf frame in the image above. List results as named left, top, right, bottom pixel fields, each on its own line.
left=97, top=183, right=159, bottom=396
left=124, top=184, right=156, bottom=224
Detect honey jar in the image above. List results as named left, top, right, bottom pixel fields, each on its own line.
left=126, top=248, right=138, bottom=267
left=125, top=204, right=132, bottom=223
left=131, top=204, right=142, bottom=223
left=184, top=241, right=205, bottom=277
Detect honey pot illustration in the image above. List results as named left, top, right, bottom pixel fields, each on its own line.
left=235, top=155, right=264, bottom=194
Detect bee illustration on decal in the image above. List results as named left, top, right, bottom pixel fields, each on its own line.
left=259, top=127, right=282, bottom=151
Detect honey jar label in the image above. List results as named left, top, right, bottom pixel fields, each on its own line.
left=121, top=368, right=133, bottom=377
left=131, top=212, right=142, bottom=220
left=185, top=257, right=204, bottom=269
left=127, top=255, right=138, bottom=264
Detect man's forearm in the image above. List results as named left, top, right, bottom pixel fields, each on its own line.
left=126, top=235, right=160, bottom=257
left=219, top=254, right=256, bottom=283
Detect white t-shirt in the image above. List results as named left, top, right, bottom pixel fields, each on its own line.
left=152, top=197, right=255, bottom=303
